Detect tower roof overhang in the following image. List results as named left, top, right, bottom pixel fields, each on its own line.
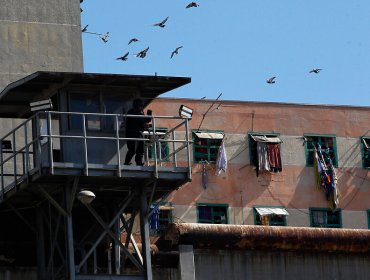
left=0, top=71, right=191, bottom=118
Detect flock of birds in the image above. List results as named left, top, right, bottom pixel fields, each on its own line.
left=80, top=0, right=322, bottom=86
left=80, top=1, right=200, bottom=62
left=266, top=68, right=322, bottom=84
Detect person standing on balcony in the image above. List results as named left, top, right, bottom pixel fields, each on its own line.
left=124, top=99, right=152, bottom=166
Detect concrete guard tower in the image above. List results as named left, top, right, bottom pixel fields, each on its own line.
left=0, top=71, right=192, bottom=279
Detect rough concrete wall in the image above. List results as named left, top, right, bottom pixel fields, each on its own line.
left=193, top=249, right=370, bottom=280
left=0, top=0, right=83, bottom=92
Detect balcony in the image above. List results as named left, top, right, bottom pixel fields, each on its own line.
left=0, top=111, right=192, bottom=204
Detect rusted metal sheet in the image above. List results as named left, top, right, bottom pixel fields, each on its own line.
left=166, top=223, right=370, bottom=253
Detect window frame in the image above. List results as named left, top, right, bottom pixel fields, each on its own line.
left=192, top=129, right=224, bottom=163
left=309, top=207, right=342, bottom=228
left=248, top=131, right=281, bottom=165
left=360, top=137, right=370, bottom=169
left=253, top=205, right=288, bottom=226
left=196, top=203, right=229, bottom=224
left=304, top=133, right=338, bottom=168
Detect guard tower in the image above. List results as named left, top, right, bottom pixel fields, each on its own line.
left=0, top=71, right=192, bottom=280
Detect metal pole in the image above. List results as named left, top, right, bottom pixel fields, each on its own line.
left=139, top=189, right=153, bottom=280
left=114, top=204, right=121, bottom=275
left=65, top=185, right=76, bottom=280
left=185, top=119, right=192, bottom=180
left=47, top=112, right=54, bottom=174
left=171, top=130, right=177, bottom=167
left=36, top=206, right=46, bottom=280
left=82, top=114, right=89, bottom=176
left=115, top=115, right=122, bottom=177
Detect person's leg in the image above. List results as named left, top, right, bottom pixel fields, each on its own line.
left=125, top=140, right=135, bottom=165
left=135, top=137, right=145, bottom=165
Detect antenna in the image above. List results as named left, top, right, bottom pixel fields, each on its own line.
left=196, top=93, right=222, bottom=132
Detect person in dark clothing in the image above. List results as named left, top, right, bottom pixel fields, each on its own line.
left=124, top=99, right=152, bottom=165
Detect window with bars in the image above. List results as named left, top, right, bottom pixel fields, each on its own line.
left=304, top=134, right=338, bottom=167
left=309, top=208, right=342, bottom=228
left=193, top=130, right=224, bottom=163
left=197, top=204, right=228, bottom=224
left=253, top=206, right=288, bottom=226
left=361, top=137, right=370, bottom=169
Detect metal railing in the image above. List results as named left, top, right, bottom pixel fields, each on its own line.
left=0, top=111, right=192, bottom=200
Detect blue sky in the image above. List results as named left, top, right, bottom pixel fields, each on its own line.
left=81, top=0, right=370, bottom=106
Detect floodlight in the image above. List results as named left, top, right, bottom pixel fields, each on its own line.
left=179, top=105, right=193, bottom=119
left=30, top=99, right=53, bottom=112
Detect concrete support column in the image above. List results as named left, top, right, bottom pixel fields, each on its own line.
left=139, top=189, right=152, bottom=280
left=65, top=185, right=76, bottom=280
left=178, top=245, right=196, bottom=280
left=36, top=206, right=46, bottom=280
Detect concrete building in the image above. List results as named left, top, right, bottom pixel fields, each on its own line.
left=147, top=98, right=370, bottom=230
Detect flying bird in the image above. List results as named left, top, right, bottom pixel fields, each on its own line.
left=153, top=17, right=169, bottom=28
left=171, top=46, right=183, bottom=58
left=81, top=25, right=88, bottom=32
left=309, top=68, right=322, bottom=74
left=134, top=47, right=149, bottom=58
left=116, top=52, right=129, bottom=61
left=186, top=2, right=200, bottom=8
left=128, top=38, right=139, bottom=45
left=100, top=32, right=109, bottom=43
left=266, top=77, right=276, bottom=84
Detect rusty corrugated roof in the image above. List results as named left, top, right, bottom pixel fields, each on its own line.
left=166, top=223, right=370, bottom=253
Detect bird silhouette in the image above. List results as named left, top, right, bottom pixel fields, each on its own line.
left=116, top=52, right=129, bottom=61
left=100, top=32, right=109, bottom=43
left=153, top=17, right=169, bottom=28
left=309, top=68, right=322, bottom=74
left=266, top=77, right=276, bottom=84
left=134, top=47, right=149, bottom=58
left=171, top=46, right=183, bottom=58
left=81, top=25, right=88, bottom=32
left=186, top=2, right=200, bottom=8
left=128, top=38, right=139, bottom=45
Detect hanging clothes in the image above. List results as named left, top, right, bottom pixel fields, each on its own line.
left=202, top=160, right=208, bottom=189
left=257, top=142, right=270, bottom=172
left=215, top=139, right=227, bottom=176
left=148, top=204, right=160, bottom=231
left=267, top=144, right=282, bottom=172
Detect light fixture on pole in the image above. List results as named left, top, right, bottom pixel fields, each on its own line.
left=77, top=190, right=96, bottom=204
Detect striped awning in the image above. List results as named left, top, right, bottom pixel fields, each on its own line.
left=255, top=207, right=289, bottom=216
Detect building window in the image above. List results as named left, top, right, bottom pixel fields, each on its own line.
left=360, top=137, right=370, bottom=169
left=149, top=203, right=174, bottom=235
left=193, top=130, right=224, bottom=163
left=144, top=128, right=169, bottom=162
left=253, top=206, right=288, bottom=226
left=197, top=203, right=228, bottom=224
left=367, top=210, right=370, bottom=229
left=248, top=133, right=283, bottom=173
left=304, top=134, right=338, bottom=167
left=309, top=208, right=342, bottom=228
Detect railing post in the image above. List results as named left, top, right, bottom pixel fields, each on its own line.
left=115, top=115, right=121, bottom=177
left=82, top=114, right=89, bottom=176
left=12, top=130, right=17, bottom=188
left=36, top=113, right=42, bottom=171
left=152, top=117, right=158, bottom=178
left=24, top=121, right=29, bottom=176
left=171, top=130, right=177, bottom=167
left=185, top=119, right=192, bottom=180
left=0, top=141, right=3, bottom=200
left=47, top=112, right=54, bottom=174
